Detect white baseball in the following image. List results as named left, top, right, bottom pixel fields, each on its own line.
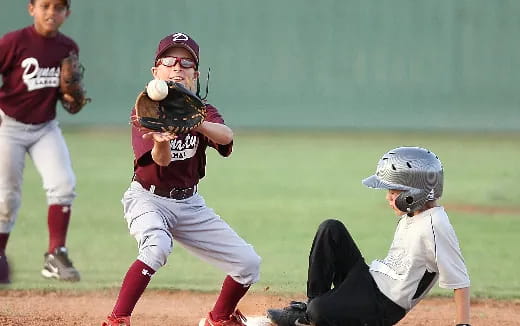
left=146, top=79, right=168, bottom=101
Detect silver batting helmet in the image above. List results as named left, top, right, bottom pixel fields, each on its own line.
left=362, top=147, right=444, bottom=213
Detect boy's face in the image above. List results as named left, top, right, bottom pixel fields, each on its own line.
left=28, top=0, right=69, bottom=37
left=386, top=189, right=406, bottom=216
left=151, top=47, right=199, bottom=92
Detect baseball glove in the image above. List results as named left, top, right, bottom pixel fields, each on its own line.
left=59, top=52, right=91, bottom=114
left=134, top=81, right=206, bottom=134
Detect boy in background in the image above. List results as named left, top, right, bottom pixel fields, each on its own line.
left=0, top=0, right=84, bottom=283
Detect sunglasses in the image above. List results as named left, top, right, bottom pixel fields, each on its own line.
left=156, top=56, right=197, bottom=69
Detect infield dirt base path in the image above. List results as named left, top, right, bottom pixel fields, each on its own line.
left=1, top=290, right=519, bottom=325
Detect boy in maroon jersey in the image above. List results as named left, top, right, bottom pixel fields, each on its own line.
left=101, top=32, right=261, bottom=326
left=0, top=0, right=82, bottom=283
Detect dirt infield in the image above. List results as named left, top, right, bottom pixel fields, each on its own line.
left=1, top=290, right=519, bottom=326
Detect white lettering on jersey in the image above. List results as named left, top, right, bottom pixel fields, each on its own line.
left=371, top=256, right=409, bottom=281
left=169, top=134, right=199, bottom=161
left=21, top=57, right=60, bottom=91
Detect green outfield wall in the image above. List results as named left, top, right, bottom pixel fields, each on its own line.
left=1, top=0, right=519, bottom=131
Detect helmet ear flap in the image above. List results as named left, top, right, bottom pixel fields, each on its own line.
left=395, top=188, right=430, bottom=213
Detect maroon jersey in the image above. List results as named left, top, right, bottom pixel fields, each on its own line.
left=0, top=25, right=79, bottom=124
left=132, top=104, right=233, bottom=189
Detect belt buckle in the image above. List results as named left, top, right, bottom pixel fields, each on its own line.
left=169, top=187, right=188, bottom=200
left=168, top=185, right=196, bottom=200
left=168, top=188, right=178, bottom=199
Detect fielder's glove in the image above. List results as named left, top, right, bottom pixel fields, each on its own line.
left=134, top=81, right=206, bottom=134
left=59, top=52, right=91, bottom=114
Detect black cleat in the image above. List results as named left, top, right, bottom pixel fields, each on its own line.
left=267, top=301, right=310, bottom=326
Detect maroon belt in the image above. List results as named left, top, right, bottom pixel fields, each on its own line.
left=133, top=175, right=197, bottom=200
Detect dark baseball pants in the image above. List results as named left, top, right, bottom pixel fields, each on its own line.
left=305, top=219, right=406, bottom=326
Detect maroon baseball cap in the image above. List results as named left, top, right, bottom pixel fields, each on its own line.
left=154, top=32, right=199, bottom=67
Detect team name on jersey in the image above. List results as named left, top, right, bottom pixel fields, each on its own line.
left=169, top=134, right=199, bottom=161
left=21, top=57, right=60, bottom=91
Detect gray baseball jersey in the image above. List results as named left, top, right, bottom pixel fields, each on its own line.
left=369, top=206, right=470, bottom=311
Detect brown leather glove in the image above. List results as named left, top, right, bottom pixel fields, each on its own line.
left=59, top=52, right=91, bottom=114
left=134, top=81, right=206, bottom=134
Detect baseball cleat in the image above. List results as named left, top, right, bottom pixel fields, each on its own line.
left=267, top=301, right=310, bottom=326
left=41, top=246, right=80, bottom=282
left=102, top=315, right=131, bottom=326
left=0, top=255, right=10, bottom=284
left=199, top=309, right=247, bottom=326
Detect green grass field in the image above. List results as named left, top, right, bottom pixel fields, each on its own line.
left=3, top=128, right=520, bottom=299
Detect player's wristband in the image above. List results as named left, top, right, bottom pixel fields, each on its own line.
left=456, top=324, right=471, bottom=326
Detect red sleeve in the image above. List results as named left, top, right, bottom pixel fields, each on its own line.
left=61, top=32, right=80, bottom=57
left=130, top=107, right=154, bottom=164
left=0, top=30, right=17, bottom=75
left=205, top=104, right=233, bottom=157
